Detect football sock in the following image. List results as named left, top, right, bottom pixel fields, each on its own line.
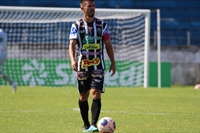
left=78, top=99, right=90, bottom=128
left=91, top=98, right=101, bottom=126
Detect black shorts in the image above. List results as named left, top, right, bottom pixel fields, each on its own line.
left=76, top=69, right=104, bottom=93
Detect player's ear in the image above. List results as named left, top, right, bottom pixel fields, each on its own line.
left=80, top=4, right=84, bottom=11
left=80, top=6, right=84, bottom=11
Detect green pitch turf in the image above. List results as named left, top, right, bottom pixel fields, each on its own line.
left=0, top=86, right=199, bottom=133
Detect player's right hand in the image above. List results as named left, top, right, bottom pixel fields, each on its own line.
left=71, top=60, right=78, bottom=71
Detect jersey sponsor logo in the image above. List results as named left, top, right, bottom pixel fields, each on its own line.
left=83, top=34, right=93, bottom=43
left=82, top=51, right=101, bottom=56
left=81, top=58, right=100, bottom=69
left=82, top=44, right=100, bottom=50
left=83, top=34, right=101, bottom=43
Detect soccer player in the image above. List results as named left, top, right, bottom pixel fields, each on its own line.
left=0, top=29, right=17, bottom=93
left=69, top=0, right=116, bottom=132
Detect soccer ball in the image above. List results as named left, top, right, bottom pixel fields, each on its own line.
left=194, top=84, right=200, bottom=90
left=97, top=117, right=116, bottom=133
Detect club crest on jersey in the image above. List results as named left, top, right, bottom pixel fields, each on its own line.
left=97, top=28, right=102, bottom=35
left=81, top=58, right=100, bottom=69
left=82, top=44, right=100, bottom=50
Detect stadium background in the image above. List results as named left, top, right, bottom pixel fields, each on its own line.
left=0, top=0, right=200, bottom=86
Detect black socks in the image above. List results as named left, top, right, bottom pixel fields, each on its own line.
left=79, top=98, right=101, bottom=128
left=91, top=98, right=101, bottom=126
left=79, top=99, right=90, bottom=128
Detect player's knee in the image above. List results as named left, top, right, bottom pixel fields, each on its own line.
left=91, top=89, right=101, bottom=99
left=79, top=91, right=89, bottom=101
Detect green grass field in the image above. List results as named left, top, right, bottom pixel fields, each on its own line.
left=0, top=86, right=200, bottom=133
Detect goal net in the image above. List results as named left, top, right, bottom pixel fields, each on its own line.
left=0, top=6, right=150, bottom=87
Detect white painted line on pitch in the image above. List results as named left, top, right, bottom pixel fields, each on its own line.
left=72, top=108, right=169, bottom=116
left=0, top=110, right=45, bottom=113
left=0, top=109, right=178, bottom=116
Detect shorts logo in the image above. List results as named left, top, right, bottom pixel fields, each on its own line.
left=81, top=58, right=100, bottom=69
left=82, top=44, right=100, bottom=50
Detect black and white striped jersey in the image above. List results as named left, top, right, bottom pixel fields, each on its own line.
left=69, top=17, right=110, bottom=71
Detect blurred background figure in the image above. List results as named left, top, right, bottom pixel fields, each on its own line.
left=0, top=29, right=17, bottom=93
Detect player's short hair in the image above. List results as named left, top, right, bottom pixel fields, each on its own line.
left=80, top=0, right=94, bottom=4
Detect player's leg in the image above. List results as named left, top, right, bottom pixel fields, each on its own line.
left=0, top=71, right=13, bottom=85
left=79, top=91, right=90, bottom=131
left=87, top=89, right=102, bottom=132
left=0, top=57, right=17, bottom=93
left=77, top=71, right=91, bottom=131
left=86, top=70, right=104, bottom=132
left=0, top=56, right=13, bottom=85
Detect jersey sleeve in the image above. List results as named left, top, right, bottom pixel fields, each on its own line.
left=102, top=23, right=110, bottom=41
left=69, top=23, right=78, bottom=40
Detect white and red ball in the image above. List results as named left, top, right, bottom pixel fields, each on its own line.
left=97, top=117, right=116, bottom=133
left=194, top=84, right=200, bottom=90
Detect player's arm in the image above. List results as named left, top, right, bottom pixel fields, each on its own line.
left=103, top=34, right=116, bottom=76
left=69, top=39, right=77, bottom=71
left=69, top=23, right=78, bottom=71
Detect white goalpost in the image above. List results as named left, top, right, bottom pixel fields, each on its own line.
left=0, top=6, right=151, bottom=87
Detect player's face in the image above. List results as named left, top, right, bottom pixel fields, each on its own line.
left=82, top=1, right=95, bottom=18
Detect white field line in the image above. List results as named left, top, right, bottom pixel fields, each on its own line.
left=72, top=108, right=170, bottom=116
left=0, top=110, right=45, bottom=113
left=1, top=109, right=166, bottom=116
left=0, top=109, right=190, bottom=116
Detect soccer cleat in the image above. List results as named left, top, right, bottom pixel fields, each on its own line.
left=83, top=125, right=99, bottom=132
left=12, top=82, right=18, bottom=93
left=82, top=125, right=90, bottom=132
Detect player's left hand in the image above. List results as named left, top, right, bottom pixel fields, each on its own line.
left=109, top=63, right=116, bottom=76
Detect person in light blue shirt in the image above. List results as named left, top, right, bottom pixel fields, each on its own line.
left=0, top=29, right=17, bottom=93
